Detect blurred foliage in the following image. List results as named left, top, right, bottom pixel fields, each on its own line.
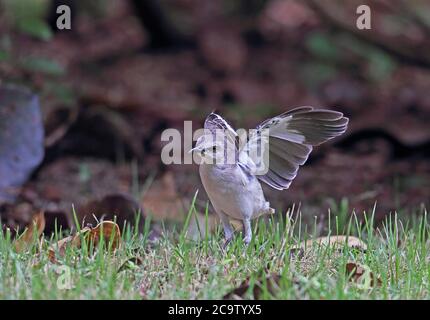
left=224, top=0, right=268, bottom=17
left=225, top=103, right=279, bottom=123
left=0, top=51, right=8, bottom=61
left=43, top=82, right=76, bottom=107
left=20, top=56, right=65, bottom=76
left=412, top=3, right=430, bottom=25
left=78, top=0, right=110, bottom=18
left=0, top=36, right=11, bottom=61
left=305, top=31, right=397, bottom=83
left=155, top=0, right=199, bottom=38
left=2, top=0, right=52, bottom=40
left=366, top=51, right=396, bottom=82
left=335, top=34, right=397, bottom=82
left=0, top=0, right=428, bottom=219
left=15, top=16, right=53, bottom=41
left=300, top=62, right=337, bottom=90
left=1, top=0, right=112, bottom=40
left=306, top=33, right=339, bottom=61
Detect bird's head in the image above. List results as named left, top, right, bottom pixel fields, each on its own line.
left=189, top=135, right=232, bottom=164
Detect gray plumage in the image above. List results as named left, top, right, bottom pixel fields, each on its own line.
left=191, top=107, right=349, bottom=245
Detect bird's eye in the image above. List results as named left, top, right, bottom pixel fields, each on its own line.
left=201, top=149, right=206, bottom=155
left=212, top=146, right=217, bottom=152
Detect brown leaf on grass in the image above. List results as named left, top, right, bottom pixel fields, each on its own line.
left=14, top=211, right=45, bottom=252
left=89, top=220, right=121, bottom=249
left=47, top=234, right=77, bottom=263
left=345, top=262, right=382, bottom=287
left=48, top=221, right=121, bottom=263
left=80, top=193, right=145, bottom=232
left=223, top=273, right=286, bottom=300
left=291, top=235, right=367, bottom=253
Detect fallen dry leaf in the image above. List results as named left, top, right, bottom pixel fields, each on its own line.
left=14, top=211, right=45, bottom=252
left=224, top=274, right=279, bottom=300
left=48, top=221, right=121, bottom=263
left=80, top=193, right=145, bottom=232
left=345, top=262, right=382, bottom=287
left=223, top=273, right=291, bottom=300
left=89, top=220, right=121, bottom=249
left=291, top=235, right=367, bottom=252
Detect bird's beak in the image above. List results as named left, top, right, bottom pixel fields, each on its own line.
left=188, top=147, right=198, bottom=154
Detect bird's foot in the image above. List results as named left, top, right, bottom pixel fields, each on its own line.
left=222, top=236, right=233, bottom=249
left=243, top=236, right=252, bottom=246
left=264, top=207, right=275, bottom=215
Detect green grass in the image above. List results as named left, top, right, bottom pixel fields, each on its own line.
left=0, top=199, right=429, bottom=300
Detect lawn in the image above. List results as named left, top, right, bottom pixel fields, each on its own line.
left=0, top=198, right=429, bottom=300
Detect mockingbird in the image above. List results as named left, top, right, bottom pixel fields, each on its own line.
left=190, top=107, right=348, bottom=245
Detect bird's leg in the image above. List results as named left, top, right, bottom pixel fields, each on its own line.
left=243, top=218, right=252, bottom=245
left=217, top=210, right=234, bottom=247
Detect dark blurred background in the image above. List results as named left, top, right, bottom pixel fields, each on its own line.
left=0, top=0, right=429, bottom=234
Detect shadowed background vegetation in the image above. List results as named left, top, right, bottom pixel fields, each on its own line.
left=0, top=0, right=429, bottom=235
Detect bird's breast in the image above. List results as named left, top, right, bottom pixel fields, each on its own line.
left=199, top=164, right=267, bottom=220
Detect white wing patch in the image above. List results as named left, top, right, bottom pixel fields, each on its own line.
left=205, top=113, right=238, bottom=137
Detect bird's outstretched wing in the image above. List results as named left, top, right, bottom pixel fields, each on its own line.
left=239, top=107, right=349, bottom=190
